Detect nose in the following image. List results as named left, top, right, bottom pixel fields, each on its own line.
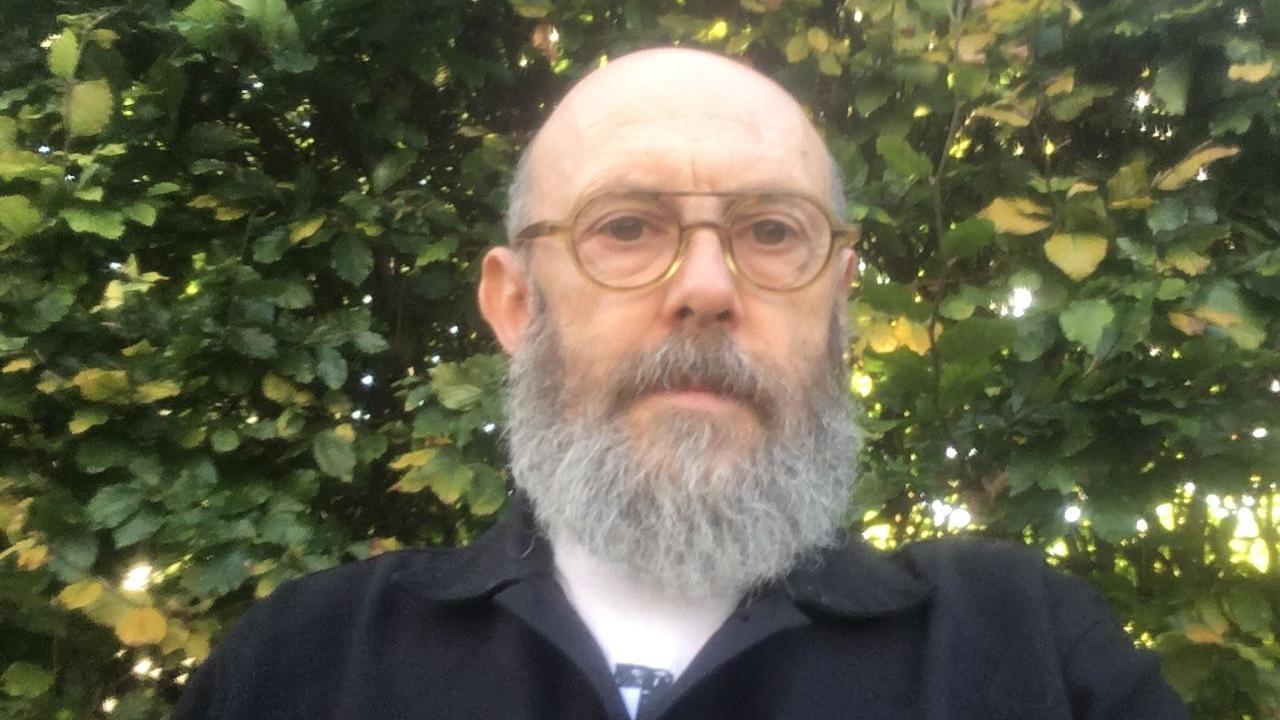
left=663, top=225, right=739, bottom=326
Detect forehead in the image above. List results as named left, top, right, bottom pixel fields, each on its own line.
left=524, top=56, right=831, bottom=219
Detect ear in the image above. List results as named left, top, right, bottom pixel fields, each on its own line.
left=838, top=225, right=862, bottom=295
left=478, top=246, right=532, bottom=354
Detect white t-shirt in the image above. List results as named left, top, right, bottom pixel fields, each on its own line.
left=551, top=535, right=741, bottom=718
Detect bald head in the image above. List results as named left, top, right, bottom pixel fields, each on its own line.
left=506, top=48, right=843, bottom=243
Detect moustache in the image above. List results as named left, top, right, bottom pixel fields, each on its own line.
left=602, top=331, right=781, bottom=424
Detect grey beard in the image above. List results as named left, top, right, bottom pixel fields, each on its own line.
left=504, top=300, right=861, bottom=598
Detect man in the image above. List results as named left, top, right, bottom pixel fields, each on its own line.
left=173, top=48, right=1187, bottom=719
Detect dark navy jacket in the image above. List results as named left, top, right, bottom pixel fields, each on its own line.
left=172, top=503, right=1188, bottom=720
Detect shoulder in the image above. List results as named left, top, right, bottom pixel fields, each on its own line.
left=891, top=536, right=1112, bottom=645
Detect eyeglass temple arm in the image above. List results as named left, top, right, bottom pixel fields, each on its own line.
left=515, top=221, right=567, bottom=244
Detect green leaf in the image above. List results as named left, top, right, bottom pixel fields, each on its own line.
left=430, top=457, right=474, bottom=504
left=941, top=218, right=995, bottom=260
left=63, top=80, right=114, bottom=136
left=952, top=64, right=987, bottom=99
left=87, top=483, right=144, bottom=529
left=315, top=347, right=347, bottom=390
left=1223, top=586, right=1274, bottom=636
left=1146, top=198, right=1188, bottom=234
left=875, top=135, right=932, bottom=179
left=123, top=202, right=158, bottom=227
left=466, top=465, right=508, bottom=515
left=253, top=227, right=289, bottom=263
left=114, top=512, right=163, bottom=548
left=211, top=428, right=240, bottom=453
left=331, top=237, right=373, bottom=285
left=1007, top=453, right=1077, bottom=495
left=231, top=327, right=277, bottom=358
left=430, top=363, right=484, bottom=410
left=47, top=31, right=80, bottom=80
left=1153, top=59, right=1189, bottom=115
left=0, top=195, right=42, bottom=243
left=1059, top=298, right=1115, bottom=353
left=371, top=149, right=417, bottom=193
left=937, top=318, right=1018, bottom=360
left=312, top=428, right=356, bottom=479
left=61, top=208, right=125, bottom=239
left=231, top=0, right=301, bottom=50
left=1, top=662, right=53, bottom=699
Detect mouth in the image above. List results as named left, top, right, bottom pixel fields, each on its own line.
left=647, top=381, right=742, bottom=410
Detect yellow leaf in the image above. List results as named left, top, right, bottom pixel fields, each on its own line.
left=184, top=632, right=211, bottom=662
left=784, top=33, right=809, bottom=63
left=972, top=104, right=1032, bottom=127
left=957, top=33, right=994, bottom=64
left=68, top=409, right=109, bottom=435
left=186, top=194, right=219, bottom=209
left=865, top=322, right=899, bottom=353
left=1045, top=69, right=1075, bottom=96
left=1192, top=305, right=1241, bottom=328
left=978, top=197, right=1051, bottom=235
left=1185, top=622, right=1226, bottom=645
left=1044, top=233, right=1108, bottom=281
left=136, top=380, right=180, bottom=403
left=369, top=537, right=402, bottom=556
left=71, top=368, right=129, bottom=402
left=63, top=80, right=114, bottom=137
left=817, top=52, right=842, bottom=76
left=16, top=543, right=48, bottom=570
left=1153, top=143, right=1240, bottom=191
left=289, top=215, right=325, bottom=244
left=1227, top=60, right=1274, bottom=83
left=57, top=579, right=104, bottom=609
left=115, top=607, right=168, bottom=646
left=1166, top=248, right=1210, bottom=276
left=48, top=31, right=80, bottom=80
left=2, top=358, right=33, bottom=373
left=893, top=319, right=932, bottom=355
left=214, top=206, right=248, bottom=221
left=36, top=373, right=67, bottom=394
left=334, top=423, right=356, bottom=442
left=806, top=27, right=830, bottom=53
left=389, top=448, right=437, bottom=470
left=1167, top=312, right=1206, bottom=336
left=261, top=373, right=296, bottom=403
left=88, top=29, right=120, bottom=48
left=121, top=340, right=155, bottom=357
left=1066, top=181, right=1097, bottom=198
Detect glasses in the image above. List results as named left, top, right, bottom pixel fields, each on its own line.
left=514, top=190, right=854, bottom=292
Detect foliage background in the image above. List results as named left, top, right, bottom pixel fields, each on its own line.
left=1, top=0, right=1278, bottom=717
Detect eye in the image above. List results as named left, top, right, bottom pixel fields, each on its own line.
left=602, top=215, right=648, bottom=241
left=749, top=219, right=795, bottom=246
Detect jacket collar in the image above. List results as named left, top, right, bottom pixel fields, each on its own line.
left=392, top=494, right=934, bottom=620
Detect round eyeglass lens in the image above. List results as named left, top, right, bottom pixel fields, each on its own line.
left=572, top=194, right=680, bottom=288
left=728, top=195, right=831, bottom=289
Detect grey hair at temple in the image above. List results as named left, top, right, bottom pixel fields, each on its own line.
left=502, top=143, right=849, bottom=246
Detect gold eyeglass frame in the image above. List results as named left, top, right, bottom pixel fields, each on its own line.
left=514, top=189, right=857, bottom=293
